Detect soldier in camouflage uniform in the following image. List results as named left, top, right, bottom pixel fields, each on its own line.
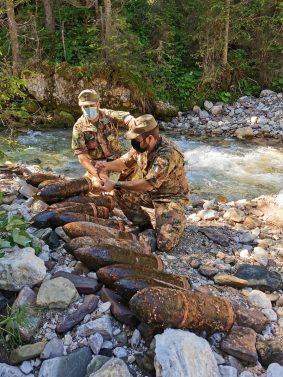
left=96, top=114, right=189, bottom=252
left=72, top=89, right=135, bottom=187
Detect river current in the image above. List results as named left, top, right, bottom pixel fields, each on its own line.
left=1, top=129, right=282, bottom=201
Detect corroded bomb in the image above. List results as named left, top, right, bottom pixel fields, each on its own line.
left=26, top=172, right=62, bottom=187
left=53, top=204, right=109, bottom=219
left=38, top=179, right=64, bottom=189
left=32, top=212, right=122, bottom=229
left=129, top=287, right=235, bottom=333
left=114, top=277, right=180, bottom=302
left=96, top=264, right=190, bottom=289
left=71, top=246, right=164, bottom=272
left=63, top=221, right=136, bottom=241
left=37, top=177, right=92, bottom=202
left=64, top=195, right=115, bottom=211
left=65, top=236, right=145, bottom=254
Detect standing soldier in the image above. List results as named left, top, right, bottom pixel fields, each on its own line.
left=72, top=89, right=135, bottom=187
left=96, top=114, right=189, bottom=252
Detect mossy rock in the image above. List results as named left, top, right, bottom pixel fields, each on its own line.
left=154, top=101, right=178, bottom=121
left=47, top=110, right=75, bottom=128
left=23, top=99, right=39, bottom=114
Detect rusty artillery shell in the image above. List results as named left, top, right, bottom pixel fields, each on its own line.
left=114, top=277, right=178, bottom=302
left=129, top=287, right=235, bottom=333
left=65, top=195, right=115, bottom=211
left=32, top=212, right=123, bottom=229
left=63, top=221, right=136, bottom=241
left=71, top=246, right=164, bottom=272
left=37, top=177, right=92, bottom=203
left=38, top=179, right=64, bottom=189
left=53, top=204, right=109, bottom=219
left=65, top=236, right=146, bottom=254
left=26, top=172, right=62, bottom=187
left=96, top=264, right=190, bottom=290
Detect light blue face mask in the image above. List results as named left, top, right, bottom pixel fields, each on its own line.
left=83, top=106, right=98, bottom=119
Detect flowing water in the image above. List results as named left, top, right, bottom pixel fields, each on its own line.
left=1, top=129, right=282, bottom=201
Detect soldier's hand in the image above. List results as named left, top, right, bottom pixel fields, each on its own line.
left=95, top=161, right=107, bottom=175
left=90, top=175, right=103, bottom=188
left=101, top=178, right=114, bottom=192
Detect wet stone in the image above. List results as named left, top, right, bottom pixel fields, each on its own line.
left=88, top=333, right=104, bottom=355
left=77, top=315, right=113, bottom=339
left=56, top=294, right=98, bottom=333
left=114, top=331, right=128, bottom=347
left=221, top=326, right=258, bottom=364
left=52, top=271, right=101, bottom=294
left=256, top=339, right=283, bottom=367
left=235, top=264, right=282, bottom=292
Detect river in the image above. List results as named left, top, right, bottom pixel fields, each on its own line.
left=1, top=129, right=282, bottom=201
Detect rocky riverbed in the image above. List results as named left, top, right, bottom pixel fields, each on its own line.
left=163, top=90, right=283, bottom=142
left=0, top=164, right=282, bottom=377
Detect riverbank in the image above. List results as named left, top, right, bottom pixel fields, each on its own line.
left=163, top=90, right=283, bottom=142
left=0, top=165, right=282, bottom=377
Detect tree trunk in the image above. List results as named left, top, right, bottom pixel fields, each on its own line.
left=43, top=0, right=56, bottom=32
left=6, top=0, right=20, bottom=73
left=103, top=0, right=111, bottom=44
left=222, top=0, right=230, bottom=67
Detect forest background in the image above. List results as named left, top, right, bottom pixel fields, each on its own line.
left=0, top=0, right=282, bottom=127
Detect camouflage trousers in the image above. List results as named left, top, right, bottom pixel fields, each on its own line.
left=115, top=190, right=187, bottom=252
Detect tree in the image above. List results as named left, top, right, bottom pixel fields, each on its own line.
left=6, top=0, right=19, bottom=73
left=43, top=0, right=55, bottom=32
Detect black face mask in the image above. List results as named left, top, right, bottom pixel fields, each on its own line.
left=131, top=139, right=148, bottom=153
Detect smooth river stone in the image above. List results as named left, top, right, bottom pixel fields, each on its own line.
left=235, top=264, right=282, bottom=292
left=56, top=294, right=98, bottom=333
left=52, top=271, right=101, bottom=294
left=10, top=342, right=46, bottom=364
left=36, top=277, right=79, bottom=309
left=213, top=273, right=248, bottom=288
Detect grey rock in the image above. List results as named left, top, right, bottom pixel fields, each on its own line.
left=41, top=337, right=64, bottom=360
left=130, top=329, right=141, bottom=348
left=86, top=356, right=110, bottom=376
left=38, top=347, right=92, bottom=377
left=219, top=366, right=237, bottom=377
left=199, top=110, right=210, bottom=119
left=204, top=101, right=213, bottom=111
left=113, top=347, right=128, bottom=358
left=0, top=363, right=26, bottom=377
left=154, top=329, right=220, bottom=377
left=19, top=360, right=33, bottom=374
left=88, top=333, right=103, bottom=355
left=266, top=363, right=283, bottom=377
left=0, top=248, right=46, bottom=291
left=239, top=373, right=254, bottom=377
left=36, top=277, right=79, bottom=309
left=77, top=315, right=113, bottom=339
left=89, top=358, right=132, bottom=377
left=211, top=105, right=223, bottom=116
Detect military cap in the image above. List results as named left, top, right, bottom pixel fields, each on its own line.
left=125, top=114, right=158, bottom=140
left=78, top=89, right=100, bottom=106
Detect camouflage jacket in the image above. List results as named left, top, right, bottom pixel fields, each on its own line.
left=120, top=136, right=189, bottom=201
left=72, top=109, right=134, bottom=160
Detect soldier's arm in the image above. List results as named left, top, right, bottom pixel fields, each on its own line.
left=78, top=154, right=99, bottom=177
left=144, top=154, right=174, bottom=189
left=118, top=179, right=154, bottom=192
left=100, top=109, right=134, bottom=128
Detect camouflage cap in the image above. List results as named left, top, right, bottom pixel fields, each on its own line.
left=78, top=89, right=100, bottom=106
left=125, top=114, right=158, bottom=140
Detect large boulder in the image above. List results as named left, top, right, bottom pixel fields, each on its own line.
left=0, top=248, right=46, bottom=291
left=154, top=329, right=220, bottom=377
left=154, top=101, right=178, bottom=121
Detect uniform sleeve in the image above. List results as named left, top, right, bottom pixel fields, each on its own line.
left=71, top=123, right=88, bottom=155
left=144, top=154, right=174, bottom=189
left=119, top=148, right=138, bottom=168
left=100, top=109, right=134, bottom=128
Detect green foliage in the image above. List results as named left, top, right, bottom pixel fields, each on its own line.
left=0, top=211, right=32, bottom=249
left=0, top=305, right=30, bottom=349
left=0, top=0, right=281, bottom=110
